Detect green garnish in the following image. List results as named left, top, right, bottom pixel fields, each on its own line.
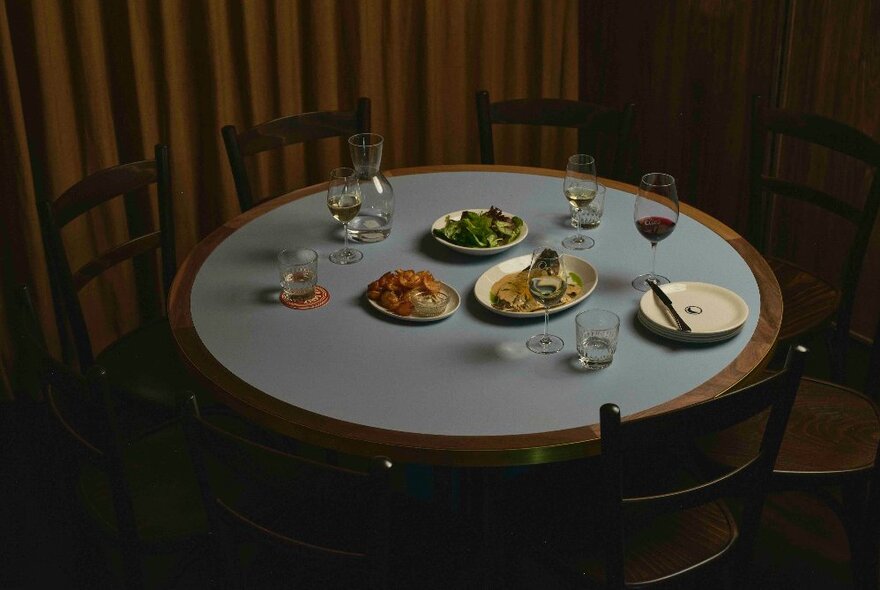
left=433, top=206, right=524, bottom=248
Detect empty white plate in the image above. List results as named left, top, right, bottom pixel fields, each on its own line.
left=638, top=282, right=749, bottom=342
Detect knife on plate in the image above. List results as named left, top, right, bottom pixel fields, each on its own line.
left=647, top=279, right=692, bottom=332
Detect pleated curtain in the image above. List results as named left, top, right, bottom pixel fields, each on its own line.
left=0, top=0, right=579, bottom=399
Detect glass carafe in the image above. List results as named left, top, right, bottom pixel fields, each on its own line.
left=347, top=133, right=394, bottom=242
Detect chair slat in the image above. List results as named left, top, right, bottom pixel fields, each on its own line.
left=761, top=176, right=862, bottom=224
left=759, top=107, right=880, bottom=167
left=52, top=161, right=158, bottom=227
left=475, top=90, right=636, bottom=181
left=223, top=98, right=371, bottom=212
left=71, top=231, right=162, bottom=292
left=237, top=110, right=363, bottom=156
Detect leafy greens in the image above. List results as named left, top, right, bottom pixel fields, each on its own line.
left=433, top=206, right=524, bottom=248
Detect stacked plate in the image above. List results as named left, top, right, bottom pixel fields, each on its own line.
left=638, top=282, right=749, bottom=343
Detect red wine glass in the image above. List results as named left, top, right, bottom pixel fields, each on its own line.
left=632, top=173, right=679, bottom=291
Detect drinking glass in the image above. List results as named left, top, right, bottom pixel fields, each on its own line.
left=562, top=154, right=598, bottom=250
left=526, top=247, right=568, bottom=354
left=327, top=167, right=363, bottom=265
left=632, top=172, right=679, bottom=291
left=278, top=248, right=318, bottom=301
left=576, top=309, right=620, bottom=370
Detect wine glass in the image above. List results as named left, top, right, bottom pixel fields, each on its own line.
left=327, top=167, right=363, bottom=265
left=562, top=154, right=598, bottom=250
left=632, top=172, right=679, bottom=291
left=526, top=247, right=568, bottom=354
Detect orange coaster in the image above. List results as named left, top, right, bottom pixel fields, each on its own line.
left=280, top=285, right=330, bottom=310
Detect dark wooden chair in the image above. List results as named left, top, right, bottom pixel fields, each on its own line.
left=222, top=97, right=371, bottom=212
left=475, top=90, right=636, bottom=180
left=748, top=95, right=880, bottom=379
left=14, top=284, right=207, bottom=590
left=184, top=395, right=473, bottom=590
left=507, top=345, right=806, bottom=589
left=699, top=316, right=880, bottom=589
left=37, top=144, right=209, bottom=435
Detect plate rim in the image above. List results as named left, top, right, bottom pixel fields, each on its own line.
left=431, top=208, right=529, bottom=255
left=638, top=310, right=745, bottom=343
left=473, top=253, right=598, bottom=318
left=638, top=281, right=749, bottom=335
left=637, top=309, right=744, bottom=338
left=366, top=281, right=461, bottom=322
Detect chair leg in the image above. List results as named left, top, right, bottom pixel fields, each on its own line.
left=841, top=481, right=872, bottom=590
left=863, top=536, right=879, bottom=590
left=826, top=325, right=848, bottom=383
left=461, top=468, right=505, bottom=589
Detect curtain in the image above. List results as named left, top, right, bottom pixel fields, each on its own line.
left=0, top=0, right=579, bottom=400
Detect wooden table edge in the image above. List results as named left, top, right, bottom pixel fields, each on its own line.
left=168, top=165, right=781, bottom=467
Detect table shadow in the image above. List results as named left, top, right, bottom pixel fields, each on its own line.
left=255, top=287, right=281, bottom=305
left=416, top=232, right=519, bottom=268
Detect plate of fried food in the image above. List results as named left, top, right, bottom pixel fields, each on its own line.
left=366, top=269, right=460, bottom=322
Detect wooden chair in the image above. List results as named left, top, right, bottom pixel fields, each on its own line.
left=507, top=345, right=806, bottom=589
left=748, top=95, right=880, bottom=379
left=222, top=98, right=371, bottom=212
left=183, top=396, right=404, bottom=590
left=13, top=284, right=207, bottom=590
left=699, top=316, right=880, bottom=589
left=37, top=144, right=208, bottom=435
left=475, top=90, right=636, bottom=180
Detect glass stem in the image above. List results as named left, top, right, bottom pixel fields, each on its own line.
left=343, top=223, right=349, bottom=253
left=543, top=306, right=550, bottom=342
left=574, top=208, right=582, bottom=242
left=650, top=242, right=658, bottom=276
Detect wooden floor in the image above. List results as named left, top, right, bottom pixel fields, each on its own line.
left=1, top=335, right=873, bottom=589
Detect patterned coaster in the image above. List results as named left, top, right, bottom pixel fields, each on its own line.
left=280, top=285, right=330, bottom=310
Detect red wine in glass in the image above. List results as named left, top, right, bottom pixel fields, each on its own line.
left=635, top=216, right=676, bottom=241
left=632, top=173, right=679, bottom=291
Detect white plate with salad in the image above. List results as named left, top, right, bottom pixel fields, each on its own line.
left=431, top=207, right=528, bottom=256
left=473, top=254, right=598, bottom=318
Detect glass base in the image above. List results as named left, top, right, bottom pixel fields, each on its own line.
left=632, top=273, right=669, bottom=292
left=329, top=247, right=363, bottom=265
left=579, top=356, right=613, bottom=370
left=527, top=333, right=564, bottom=354
left=348, top=213, right=391, bottom=242
left=562, top=234, right=594, bottom=250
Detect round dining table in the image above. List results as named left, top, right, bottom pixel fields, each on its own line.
left=169, top=165, right=781, bottom=467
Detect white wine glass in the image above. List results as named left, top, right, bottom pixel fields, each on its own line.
left=327, top=167, right=363, bottom=265
left=526, top=247, right=567, bottom=354
left=562, top=154, right=598, bottom=250
left=632, top=172, right=679, bottom=291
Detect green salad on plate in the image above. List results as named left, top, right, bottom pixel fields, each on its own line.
left=433, top=207, right=524, bottom=248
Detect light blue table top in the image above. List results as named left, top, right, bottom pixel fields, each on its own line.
left=186, top=168, right=770, bottom=459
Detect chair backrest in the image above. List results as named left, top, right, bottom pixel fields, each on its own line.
left=222, top=97, right=371, bottom=212
left=475, top=90, right=636, bottom=180
left=37, top=144, right=175, bottom=369
left=183, top=396, right=392, bottom=590
left=599, top=345, right=807, bottom=588
left=748, top=95, right=880, bottom=344
left=14, top=284, right=145, bottom=588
